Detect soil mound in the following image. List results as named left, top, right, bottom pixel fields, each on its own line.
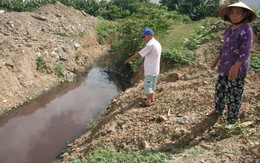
left=0, top=2, right=106, bottom=114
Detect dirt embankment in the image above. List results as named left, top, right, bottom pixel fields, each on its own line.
left=0, top=2, right=107, bottom=115
left=56, top=29, right=260, bottom=162
left=0, top=2, right=259, bottom=163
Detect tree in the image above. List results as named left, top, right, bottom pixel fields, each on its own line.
left=159, top=0, right=221, bottom=20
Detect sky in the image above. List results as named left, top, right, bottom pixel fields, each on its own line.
left=240, top=0, right=260, bottom=9
left=150, top=0, right=160, bottom=4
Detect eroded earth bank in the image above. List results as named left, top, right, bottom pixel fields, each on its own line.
left=0, top=2, right=107, bottom=116
left=0, top=2, right=259, bottom=163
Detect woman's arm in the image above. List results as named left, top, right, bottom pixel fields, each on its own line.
left=210, top=54, right=221, bottom=71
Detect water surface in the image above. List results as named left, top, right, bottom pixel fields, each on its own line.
left=0, top=68, right=122, bottom=163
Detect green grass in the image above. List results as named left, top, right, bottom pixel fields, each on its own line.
left=159, top=22, right=201, bottom=67
left=158, top=22, right=201, bottom=50
left=72, top=146, right=172, bottom=163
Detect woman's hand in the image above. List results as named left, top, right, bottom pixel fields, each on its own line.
left=228, top=66, right=239, bottom=80
left=229, top=61, right=243, bottom=80
left=210, top=62, right=217, bottom=71
left=210, top=54, right=221, bottom=71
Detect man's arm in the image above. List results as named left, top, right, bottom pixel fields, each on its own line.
left=125, top=53, right=141, bottom=64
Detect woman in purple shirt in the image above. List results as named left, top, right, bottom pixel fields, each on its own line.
left=210, top=2, right=257, bottom=124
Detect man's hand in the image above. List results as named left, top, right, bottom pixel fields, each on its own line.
left=125, top=53, right=141, bottom=64
left=125, top=58, right=132, bottom=64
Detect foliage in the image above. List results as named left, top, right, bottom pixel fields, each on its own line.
left=72, top=146, right=172, bottom=163
left=54, top=63, right=65, bottom=77
left=36, top=56, right=47, bottom=70
left=100, top=4, right=130, bottom=20
left=95, top=19, right=118, bottom=44
left=0, top=0, right=221, bottom=21
left=74, top=51, right=81, bottom=60
left=250, top=56, right=260, bottom=72
left=160, top=0, right=220, bottom=21
left=110, top=4, right=188, bottom=71
left=0, top=0, right=55, bottom=11
left=109, top=0, right=150, bottom=13
left=216, top=123, right=256, bottom=138
left=59, top=0, right=103, bottom=16
left=184, top=24, right=217, bottom=50
left=162, top=48, right=196, bottom=68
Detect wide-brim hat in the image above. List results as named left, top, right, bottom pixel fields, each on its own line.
left=219, top=2, right=257, bottom=23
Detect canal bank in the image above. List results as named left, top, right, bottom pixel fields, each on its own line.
left=0, top=2, right=105, bottom=116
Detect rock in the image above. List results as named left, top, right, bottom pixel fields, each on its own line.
left=141, top=140, right=151, bottom=150
left=31, top=14, right=48, bottom=21
left=176, top=116, right=189, bottom=124
left=157, top=115, right=167, bottom=122
left=200, top=142, right=212, bottom=150
left=255, top=93, right=260, bottom=100
left=170, top=72, right=181, bottom=82
left=73, top=42, right=80, bottom=49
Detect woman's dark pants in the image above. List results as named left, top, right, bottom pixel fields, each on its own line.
left=214, top=75, right=246, bottom=124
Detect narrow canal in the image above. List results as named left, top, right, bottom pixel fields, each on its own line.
left=0, top=67, right=122, bottom=163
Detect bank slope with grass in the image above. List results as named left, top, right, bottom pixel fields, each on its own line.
left=55, top=19, right=260, bottom=163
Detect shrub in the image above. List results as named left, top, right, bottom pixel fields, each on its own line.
left=54, top=63, right=65, bottom=77
left=184, top=25, right=216, bottom=50
left=95, top=20, right=117, bottom=45
left=1, top=0, right=55, bottom=12
left=36, top=56, right=47, bottom=70
left=162, top=48, right=196, bottom=68
left=75, top=51, right=81, bottom=60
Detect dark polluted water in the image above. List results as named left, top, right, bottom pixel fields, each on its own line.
left=0, top=67, right=122, bottom=163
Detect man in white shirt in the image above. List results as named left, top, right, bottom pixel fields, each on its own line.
left=125, top=28, right=162, bottom=107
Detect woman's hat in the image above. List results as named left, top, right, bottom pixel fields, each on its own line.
left=219, top=2, right=257, bottom=23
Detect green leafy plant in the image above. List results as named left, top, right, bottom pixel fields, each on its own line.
left=250, top=56, right=260, bottom=72
left=36, top=56, right=47, bottom=70
left=75, top=51, right=81, bottom=60
left=73, top=146, right=172, bottom=163
left=95, top=20, right=117, bottom=44
left=184, top=25, right=216, bottom=50
left=54, top=63, right=65, bottom=77
left=1, top=0, right=55, bottom=12
left=109, top=4, right=178, bottom=70
left=162, top=48, right=196, bottom=67
left=216, top=123, right=256, bottom=138
left=160, top=0, right=220, bottom=21
left=224, top=123, right=256, bottom=137
left=100, top=4, right=131, bottom=20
